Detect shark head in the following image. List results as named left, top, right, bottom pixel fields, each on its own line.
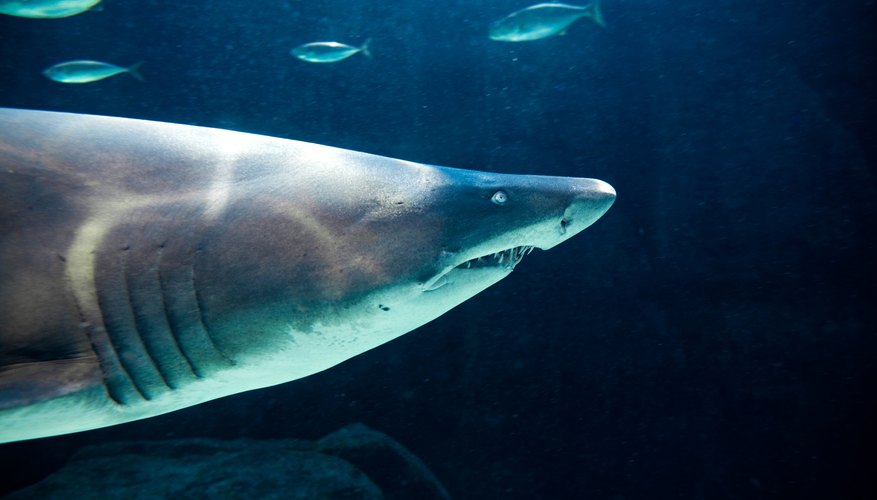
left=193, top=146, right=615, bottom=383
left=403, top=166, right=615, bottom=304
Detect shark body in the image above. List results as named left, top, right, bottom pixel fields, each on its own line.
left=0, top=108, right=615, bottom=442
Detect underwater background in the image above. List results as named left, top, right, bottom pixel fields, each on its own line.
left=0, top=0, right=875, bottom=498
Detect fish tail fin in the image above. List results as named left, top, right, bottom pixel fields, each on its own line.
left=361, top=38, right=372, bottom=58
left=589, top=0, right=606, bottom=28
left=126, top=61, right=145, bottom=82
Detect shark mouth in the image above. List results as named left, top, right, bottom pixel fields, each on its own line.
left=423, top=245, right=535, bottom=292
left=457, top=245, right=535, bottom=270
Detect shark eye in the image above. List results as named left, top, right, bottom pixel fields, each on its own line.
left=491, top=190, right=508, bottom=205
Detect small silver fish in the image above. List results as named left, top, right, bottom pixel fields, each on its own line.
left=43, top=60, right=143, bottom=84
left=0, top=0, right=101, bottom=19
left=489, top=2, right=605, bottom=42
left=291, top=39, right=371, bottom=63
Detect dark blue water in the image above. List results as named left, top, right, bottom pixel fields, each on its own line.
left=1, top=1, right=874, bottom=498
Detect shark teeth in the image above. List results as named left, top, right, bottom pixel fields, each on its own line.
left=458, top=245, right=534, bottom=271
left=423, top=246, right=535, bottom=292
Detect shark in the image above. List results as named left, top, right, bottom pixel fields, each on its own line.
left=0, top=108, right=615, bottom=442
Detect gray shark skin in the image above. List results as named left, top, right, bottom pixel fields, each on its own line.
left=0, top=108, right=615, bottom=443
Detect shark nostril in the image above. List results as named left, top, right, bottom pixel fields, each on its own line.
left=560, top=217, right=571, bottom=234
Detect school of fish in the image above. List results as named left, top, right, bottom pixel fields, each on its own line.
left=1, top=1, right=606, bottom=82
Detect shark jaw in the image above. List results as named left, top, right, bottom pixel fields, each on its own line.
left=422, top=245, right=535, bottom=292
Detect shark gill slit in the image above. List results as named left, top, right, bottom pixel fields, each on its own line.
left=190, top=256, right=233, bottom=365
left=92, top=248, right=149, bottom=404
left=154, top=245, right=203, bottom=379
left=155, top=249, right=232, bottom=376
left=120, top=248, right=177, bottom=394
left=95, top=246, right=170, bottom=401
left=61, top=250, right=139, bottom=406
left=123, top=245, right=199, bottom=390
left=117, top=246, right=173, bottom=395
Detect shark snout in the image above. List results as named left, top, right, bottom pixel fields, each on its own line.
left=572, top=177, right=616, bottom=212
left=588, top=178, right=617, bottom=200
left=553, top=178, right=615, bottom=242
left=565, top=177, right=615, bottom=204
left=510, top=176, right=615, bottom=251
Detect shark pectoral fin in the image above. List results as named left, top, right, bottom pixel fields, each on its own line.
left=0, top=358, right=102, bottom=410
